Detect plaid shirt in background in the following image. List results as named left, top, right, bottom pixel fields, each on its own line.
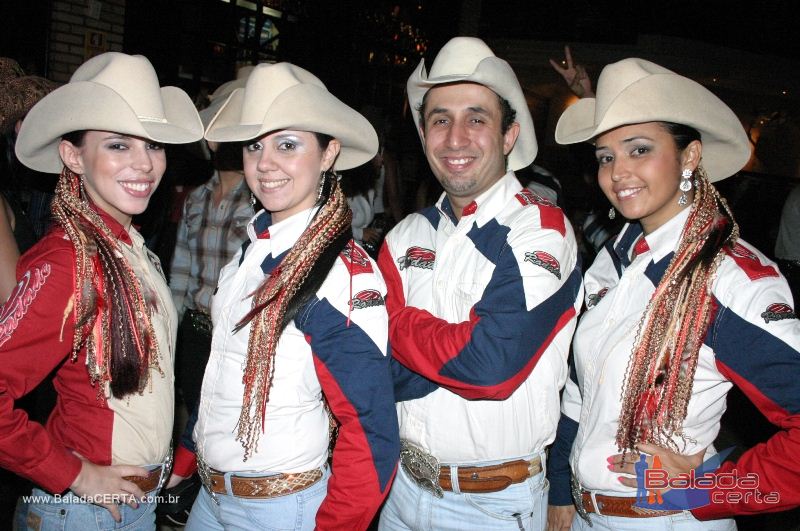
left=169, top=172, right=253, bottom=316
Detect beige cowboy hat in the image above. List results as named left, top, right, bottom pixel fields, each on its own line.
left=555, top=58, right=751, bottom=182
left=0, top=58, right=60, bottom=133
left=16, top=52, right=204, bottom=174
left=406, top=36, right=537, bottom=171
left=199, top=65, right=256, bottom=128
left=205, top=62, right=378, bottom=171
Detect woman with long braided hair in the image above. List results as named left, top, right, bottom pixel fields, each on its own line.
left=0, top=52, right=202, bottom=529
left=185, top=62, right=399, bottom=531
left=546, top=58, right=800, bottom=530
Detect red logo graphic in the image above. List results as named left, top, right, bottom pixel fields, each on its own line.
left=340, top=244, right=373, bottom=275
left=724, top=243, right=779, bottom=281
left=515, top=188, right=555, bottom=208
left=0, top=264, right=51, bottom=348
left=587, top=287, right=609, bottom=308
left=524, top=250, right=561, bottom=279
left=397, top=246, right=435, bottom=271
left=730, top=243, right=758, bottom=261
left=760, top=303, right=796, bottom=323
left=350, top=289, right=385, bottom=310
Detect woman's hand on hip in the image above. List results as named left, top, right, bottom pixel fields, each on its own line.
left=608, top=442, right=707, bottom=489
left=69, top=453, right=150, bottom=522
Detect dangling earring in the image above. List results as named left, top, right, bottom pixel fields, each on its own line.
left=249, top=192, right=256, bottom=208
left=317, top=171, right=326, bottom=202
left=608, top=207, right=616, bottom=220
left=678, top=168, right=693, bottom=206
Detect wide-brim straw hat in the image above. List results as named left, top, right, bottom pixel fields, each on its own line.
left=0, top=58, right=60, bottom=133
left=555, top=58, right=751, bottom=182
left=406, top=37, right=537, bottom=171
left=205, top=62, right=378, bottom=171
left=199, top=65, right=255, bottom=128
left=16, top=52, right=204, bottom=173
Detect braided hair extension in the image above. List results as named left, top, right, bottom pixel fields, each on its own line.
left=52, top=164, right=162, bottom=399
left=615, top=161, right=738, bottom=453
left=234, top=168, right=353, bottom=459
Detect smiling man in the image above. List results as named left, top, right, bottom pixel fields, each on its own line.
left=377, top=37, right=584, bottom=530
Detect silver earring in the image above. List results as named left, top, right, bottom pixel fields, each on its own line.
left=608, top=207, right=616, bottom=220
left=249, top=192, right=256, bottom=208
left=678, top=168, right=693, bottom=206
left=317, top=171, right=326, bottom=202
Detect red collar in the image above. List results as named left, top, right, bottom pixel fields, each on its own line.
left=88, top=202, right=133, bottom=245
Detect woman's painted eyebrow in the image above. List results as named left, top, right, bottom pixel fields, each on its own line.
left=596, top=135, right=656, bottom=151
left=272, top=132, right=304, bottom=141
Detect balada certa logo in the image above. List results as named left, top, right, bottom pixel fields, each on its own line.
left=636, top=447, right=780, bottom=511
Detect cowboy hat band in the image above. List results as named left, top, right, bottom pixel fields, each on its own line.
left=204, top=62, right=378, bottom=171
left=15, top=52, right=204, bottom=174
left=406, top=37, right=537, bottom=171
left=555, top=58, right=751, bottom=182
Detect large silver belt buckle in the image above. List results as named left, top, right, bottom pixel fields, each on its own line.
left=196, top=453, right=219, bottom=505
left=571, top=476, right=593, bottom=526
left=157, top=443, right=174, bottom=493
left=400, top=441, right=443, bottom=498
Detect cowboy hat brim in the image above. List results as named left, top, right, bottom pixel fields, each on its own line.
left=555, top=72, right=751, bottom=182
left=205, top=84, right=378, bottom=171
left=407, top=55, right=537, bottom=171
left=16, top=82, right=203, bottom=174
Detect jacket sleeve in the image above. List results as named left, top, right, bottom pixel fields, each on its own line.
left=381, top=216, right=582, bottom=400
left=547, top=361, right=582, bottom=506
left=0, top=244, right=83, bottom=492
left=169, top=196, right=192, bottom=317
left=297, top=266, right=399, bottom=531
left=377, top=243, right=439, bottom=402
left=692, top=273, right=800, bottom=519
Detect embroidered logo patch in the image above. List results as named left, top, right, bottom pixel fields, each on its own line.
left=340, top=244, right=373, bottom=275
left=515, top=188, right=555, bottom=207
left=524, top=250, right=561, bottom=279
left=0, top=264, right=51, bottom=348
left=587, top=287, right=609, bottom=308
left=397, top=246, right=435, bottom=271
left=350, top=289, right=385, bottom=310
left=760, top=303, right=796, bottom=323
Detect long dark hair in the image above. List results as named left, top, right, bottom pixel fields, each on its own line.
left=55, top=130, right=162, bottom=398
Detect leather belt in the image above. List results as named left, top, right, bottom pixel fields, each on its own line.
left=581, top=492, right=680, bottom=518
left=205, top=468, right=324, bottom=499
left=399, top=441, right=542, bottom=497
left=123, top=466, right=163, bottom=493
left=439, top=457, right=542, bottom=493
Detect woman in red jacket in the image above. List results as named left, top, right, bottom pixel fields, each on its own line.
left=1, top=51, right=202, bottom=529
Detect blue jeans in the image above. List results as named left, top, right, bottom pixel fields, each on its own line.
left=379, top=454, right=549, bottom=530
left=185, top=466, right=330, bottom=531
left=570, top=511, right=736, bottom=530
left=20, top=488, right=158, bottom=531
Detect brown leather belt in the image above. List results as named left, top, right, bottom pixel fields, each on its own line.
left=439, top=457, right=542, bottom=494
left=123, top=467, right=162, bottom=493
left=581, top=492, right=680, bottom=518
left=206, top=468, right=324, bottom=499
